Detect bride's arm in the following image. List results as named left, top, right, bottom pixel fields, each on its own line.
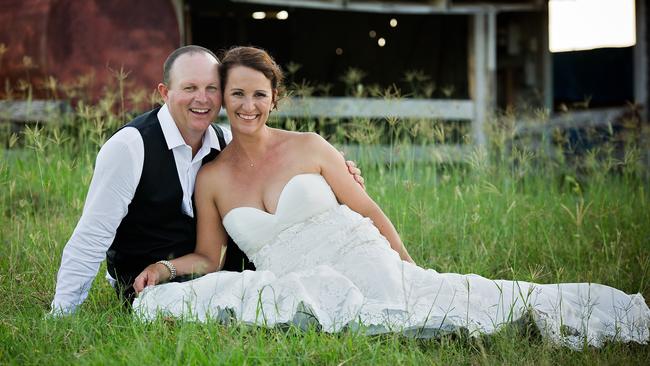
left=308, top=134, right=415, bottom=264
left=133, top=167, right=227, bottom=293
left=186, top=166, right=229, bottom=273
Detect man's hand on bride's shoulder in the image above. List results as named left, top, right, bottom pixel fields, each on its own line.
left=343, top=158, right=365, bottom=190
left=133, top=262, right=170, bottom=293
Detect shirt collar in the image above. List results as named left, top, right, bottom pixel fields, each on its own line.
left=157, top=104, right=222, bottom=152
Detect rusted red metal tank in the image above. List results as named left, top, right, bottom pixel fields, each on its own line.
left=0, top=0, right=180, bottom=104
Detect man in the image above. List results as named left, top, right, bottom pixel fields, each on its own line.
left=50, top=45, right=363, bottom=315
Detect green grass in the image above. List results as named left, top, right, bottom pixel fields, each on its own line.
left=1, top=112, right=649, bottom=364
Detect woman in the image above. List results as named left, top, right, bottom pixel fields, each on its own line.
left=133, top=46, right=649, bottom=349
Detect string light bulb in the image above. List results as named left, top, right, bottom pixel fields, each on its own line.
left=276, top=10, right=289, bottom=20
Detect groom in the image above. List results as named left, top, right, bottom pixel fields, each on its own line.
left=50, top=45, right=363, bottom=315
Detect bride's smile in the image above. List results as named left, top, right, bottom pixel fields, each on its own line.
left=223, top=65, right=275, bottom=135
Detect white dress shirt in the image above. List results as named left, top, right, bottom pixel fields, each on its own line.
left=50, top=104, right=231, bottom=315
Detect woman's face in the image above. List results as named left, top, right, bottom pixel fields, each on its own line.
left=223, top=65, right=275, bottom=136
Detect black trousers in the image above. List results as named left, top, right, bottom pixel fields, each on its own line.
left=111, top=242, right=255, bottom=307
left=113, top=273, right=198, bottom=308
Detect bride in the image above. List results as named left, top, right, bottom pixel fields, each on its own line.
left=132, top=46, right=649, bottom=349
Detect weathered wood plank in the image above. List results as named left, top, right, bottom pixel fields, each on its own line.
left=539, top=2, right=553, bottom=113
left=264, top=97, right=475, bottom=120
left=469, top=13, right=488, bottom=147
left=514, top=107, right=630, bottom=135
left=337, top=143, right=471, bottom=163
left=0, top=100, right=71, bottom=123
left=635, top=0, right=648, bottom=122
left=230, top=0, right=542, bottom=14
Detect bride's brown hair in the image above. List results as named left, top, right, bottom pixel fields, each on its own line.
left=219, top=46, right=285, bottom=109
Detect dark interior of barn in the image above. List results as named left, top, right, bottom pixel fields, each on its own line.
left=187, top=0, right=635, bottom=110
left=187, top=0, right=470, bottom=99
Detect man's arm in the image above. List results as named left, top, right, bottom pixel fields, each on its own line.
left=132, top=165, right=228, bottom=293
left=50, top=128, right=143, bottom=315
left=334, top=144, right=365, bottom=190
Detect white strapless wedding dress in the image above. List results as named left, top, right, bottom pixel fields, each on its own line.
left=133, top=174, right=650, bottom=349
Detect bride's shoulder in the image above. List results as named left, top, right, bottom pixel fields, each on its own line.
left=272, top=130, right=332, bottom=159
left=282, top=130, right=329, bottom=148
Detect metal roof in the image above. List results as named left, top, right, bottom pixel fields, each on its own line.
left=229, top=0, right=545, bottom=14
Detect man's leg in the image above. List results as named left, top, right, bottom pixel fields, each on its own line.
left=222, top=239, right=255, bottom=271
left=112, top=273, right=137, bottom=309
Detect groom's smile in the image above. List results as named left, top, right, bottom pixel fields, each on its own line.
left=190, top=108, right=210, bottom=115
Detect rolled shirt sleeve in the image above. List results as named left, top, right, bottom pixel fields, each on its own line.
left=50, top=127, right=143, bottom=315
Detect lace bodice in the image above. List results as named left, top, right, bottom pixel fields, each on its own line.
left=222, top=174, right=365, bottom=273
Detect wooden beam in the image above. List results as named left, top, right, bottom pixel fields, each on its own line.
left=170, top=0, right=186, bottom=46
left=515, top=107, right=630, bottom=134
left=337, top=143, right=471, bottom=163
left=226, top=97, right=475, bottom=119
left=450, top=4, right=542, bottom=14
left=468, top=13, right=489, bottom=147
left=231, top=0, right=448, bottom=13
left=487, top=9, right=497, bottom=110
left=541, top=3, right=553, bottom=113
left=635, top=0, right=648, bottom=122
left=230, top=0, right=542, bottom=14
left=0, top=100, right=71, bottom=123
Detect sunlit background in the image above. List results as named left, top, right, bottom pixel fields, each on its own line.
left=549, top=0, right=636, bottom=52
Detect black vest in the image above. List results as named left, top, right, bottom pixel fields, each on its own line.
left=106, top=108, right=253, bottom=286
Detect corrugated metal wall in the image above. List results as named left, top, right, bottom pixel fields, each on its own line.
left=0, top=0, right=180, bottom=102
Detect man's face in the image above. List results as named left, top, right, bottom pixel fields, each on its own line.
left=158, top=52, right=221, bottom=142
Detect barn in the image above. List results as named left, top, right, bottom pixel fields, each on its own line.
left=0, top=0, right=646, bottom=148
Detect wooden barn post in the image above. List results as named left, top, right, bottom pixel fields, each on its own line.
left=635, top=0, right=648, bottom=122
left=171, top=0, right=188, bottom=46
left=541, top=2, right=553, bottom=114
left=468, top=8, right=497, bottom=148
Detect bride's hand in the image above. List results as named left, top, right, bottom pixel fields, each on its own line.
left=133, top=263, right=170, bottom=293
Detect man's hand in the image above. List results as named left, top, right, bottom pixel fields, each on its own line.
left=133, top=262, right=170, bottom=293
left=345, top=160, right=365, bottom=190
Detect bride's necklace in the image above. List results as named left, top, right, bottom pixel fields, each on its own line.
left=236, top=145, right=262, bottom=168
left=236, top=130, right=272, bottom=168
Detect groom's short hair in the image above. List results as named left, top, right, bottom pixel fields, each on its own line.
left=162, top=45, right=220, bottom=86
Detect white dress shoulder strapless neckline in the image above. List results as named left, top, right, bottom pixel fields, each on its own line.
left=133, top=174, right=650, bottom=349
left=222, top=174, right=339, bottom=261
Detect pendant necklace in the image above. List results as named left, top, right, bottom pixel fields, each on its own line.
left=239, top=146, right=257, bottom=168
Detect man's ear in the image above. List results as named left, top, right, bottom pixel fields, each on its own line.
left=157, top=83, right=169, bottom=102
